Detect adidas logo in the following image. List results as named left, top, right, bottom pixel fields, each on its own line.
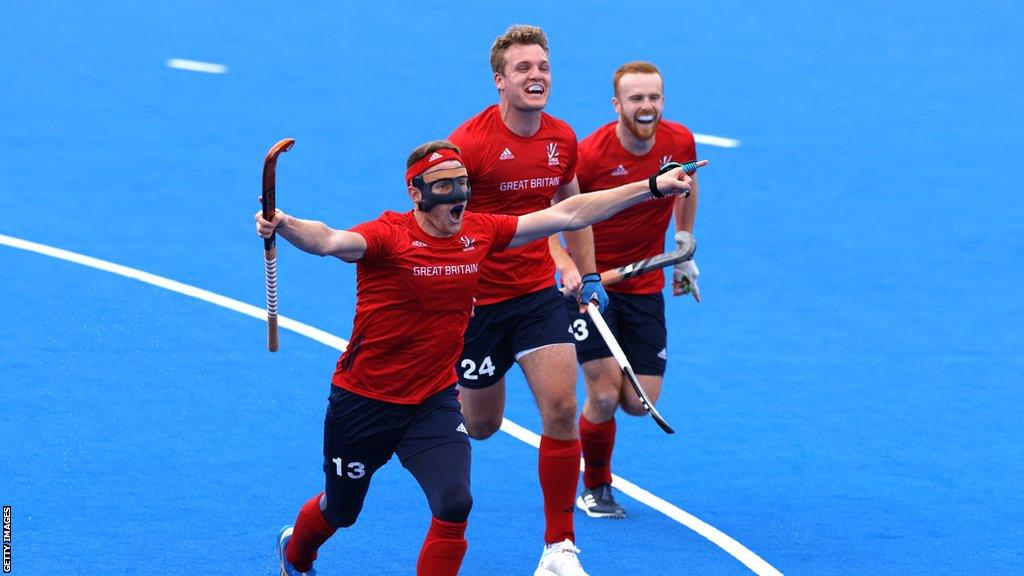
left=499, top=147, right=514, bottom=160
left=456, top=423, right=468, bottom=434
left=411, top=240, right=428, bottom=248
left=658, top=348, right=667, bottom=360
left=611, top=165, right=628, bottom=176
left=660, top=155, right=673, bottom=166
left=428, top=152, right=444, bottom=162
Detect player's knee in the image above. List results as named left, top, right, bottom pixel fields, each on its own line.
left=587, top=389, right=620, bottom=419
left=465, top=417, right=502, bottom=440
left=433, top=488, right=474, bottom=523
left=320, top=494, right=363, bottom=528
left=541, top=395, right=578, bottom=429
left=322, top=506, right=360, bottom=528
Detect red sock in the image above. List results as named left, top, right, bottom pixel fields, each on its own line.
left=417, top=517, right=468, bottom=576
left=286, top=493, right=338, bottom=572
left=579, top=415, right=616, bottom=489
left=538, top=435, right=580, bottom=544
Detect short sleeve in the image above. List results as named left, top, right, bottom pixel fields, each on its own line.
left=575, top=140, right=596, bottom=193
left=477, top=213, right=519, bottom=255
left=449, top=123, right=480, bottom=178
left=675, top=125, right=698, bottom=163
left=349, top=218, right=396, bottom=263
left=561, top=130, right=578, bottom=184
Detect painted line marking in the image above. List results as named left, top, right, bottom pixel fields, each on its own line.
left=694, top=133, right=741, bottom=148
left=166, top=58, right=228, bottom=74
left=1, top=232, right=782, bottom=576
left=499, top=419, right=781, bottom=575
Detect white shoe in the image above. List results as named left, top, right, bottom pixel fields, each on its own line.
left=534, top=538, right=590, bottom=576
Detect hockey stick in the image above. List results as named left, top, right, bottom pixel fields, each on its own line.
left=262, top=138, right=295, bottom=352
left=560, top=231, right=696, bottom=296
left=586, top=301, right=675, bottom=434
left=602, top=230, right=696, bottom=286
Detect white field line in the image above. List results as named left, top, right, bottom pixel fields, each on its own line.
left=694, top=133, right=742, bottom=148
left=498, top=419, right=781, bottom=575
left=166, top=58, right=228, bottom=74
left=2, top=232, right=781, bottom=576
left=164, top=58, right=739, bottom=149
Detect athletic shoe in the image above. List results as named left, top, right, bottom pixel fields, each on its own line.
left=576, top=484, right=626, bottom=519
left=277, top=525, right=317, bottom=576
left=534, top=538, right=589, bottom=576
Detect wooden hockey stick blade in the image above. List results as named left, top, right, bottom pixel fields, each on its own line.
left=586, top=302, right=675, bottom=434
left=261, top=138, right=295, bottom=251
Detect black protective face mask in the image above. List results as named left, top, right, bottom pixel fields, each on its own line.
left=412, top=174, right=472, bottom=212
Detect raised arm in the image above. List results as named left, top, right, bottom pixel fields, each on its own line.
left=255, top=209, right=367, bottom=262
left=510, top=162, right=705, bottom=247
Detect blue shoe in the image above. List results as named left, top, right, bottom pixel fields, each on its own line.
left=277, top=525, right=317, bottom=576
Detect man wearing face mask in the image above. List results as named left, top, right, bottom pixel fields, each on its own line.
left=256, top=139, right=703, bottom=576
left=550, top=61, right=701, bottom=520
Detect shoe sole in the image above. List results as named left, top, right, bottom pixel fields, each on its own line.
left=575, top=495, right=626, bottom=519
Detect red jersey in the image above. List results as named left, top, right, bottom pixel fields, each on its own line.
left=331, top=210, right=519, bottom=404
left=449, top=105, right=578, bottom=305
left=577, top=120, right=696, bottom=294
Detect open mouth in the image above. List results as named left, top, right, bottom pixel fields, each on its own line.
left=526, top=83, right=545, bottom=95
left=636, top=114, right=656, bottom=125
left=450, top=204, right=465, bottom=220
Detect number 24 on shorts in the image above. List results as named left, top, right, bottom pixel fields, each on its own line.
left=461, top=356, right=496, bottom=380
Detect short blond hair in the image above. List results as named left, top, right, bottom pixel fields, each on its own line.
left=490, top=24, right=549, bottom=74
left=613, top=61, right=662, bottom=95
left=406, top=140, right=461, bottom=169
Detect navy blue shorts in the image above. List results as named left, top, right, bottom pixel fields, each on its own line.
left=566, top=291, right=668, bottom=376
left=320, top=383, right=471, bottom=526
left=458, top=286, right=574, bottom=389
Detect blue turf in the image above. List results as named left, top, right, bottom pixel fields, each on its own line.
left=3, top=1, right=1023, bottom=574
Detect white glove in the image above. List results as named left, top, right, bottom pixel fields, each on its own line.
left=673, top=231, right=701, bottom=302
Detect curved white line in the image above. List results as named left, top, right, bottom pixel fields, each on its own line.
left=1, top=232, right=781, bottom=576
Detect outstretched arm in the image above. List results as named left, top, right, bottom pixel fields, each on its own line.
left=510, top=162, right=705, bottom=248
left=255, top=208, right=367, bottom=262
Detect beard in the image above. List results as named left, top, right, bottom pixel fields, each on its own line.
left=623, top=110, right=660, bottom=140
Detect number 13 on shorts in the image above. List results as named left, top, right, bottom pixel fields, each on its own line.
left=332, top=457, right=366, bottom=479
